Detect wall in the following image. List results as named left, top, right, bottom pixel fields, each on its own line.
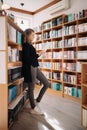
left=33, top=0, right=87, bottom=27
left=7, top=10, right=33, bottom=29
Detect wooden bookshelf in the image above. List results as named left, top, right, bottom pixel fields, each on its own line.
left=0, top=16, right=24, bottom=130
left=34, top=14, right=87, bottom=103
left=81, top=63, right=87, bottom=129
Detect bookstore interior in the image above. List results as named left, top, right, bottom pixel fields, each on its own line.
left=0, top=0, right=87, bottom=130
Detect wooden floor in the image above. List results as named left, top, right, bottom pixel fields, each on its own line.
left=10, top=87, right=85, bottom=130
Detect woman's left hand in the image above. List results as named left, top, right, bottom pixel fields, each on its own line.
left=38, top=50, right=45, bottom=56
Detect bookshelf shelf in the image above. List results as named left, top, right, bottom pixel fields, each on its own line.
left=78, top=31, right=87, bottom=36
left=8, top=78, right=24, bottom=86
left=63, top=70, right=76, bottom=73
left=52, top=24, right=62, bottom=29
left=52, top=37, right=62, bottom=40
left=64, top=20, right=77, bottom=26
left=40, top=68, right=51, bottom=71
left=8, top=61, right=22, bottom=67
left=36, top=31, right=42, bottom=34
left=52, top=79, right=62, bottom=83
left=64, top=34, right=76, bottom=38
left=43, top=38, right=51, bottom=42
left=52, top=69, right=62, bottom=72
left=8, top=94, right=24, bottom=110
left=43, top=28, right=51, bottom=32
left=63, top=82, right=76, bottom=86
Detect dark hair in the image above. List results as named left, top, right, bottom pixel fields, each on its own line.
left=24, top=28, right=34, bottom=43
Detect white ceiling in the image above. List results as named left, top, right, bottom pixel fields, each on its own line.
left=4, top=0, right=53, bottom=12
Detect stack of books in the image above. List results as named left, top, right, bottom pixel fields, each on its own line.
left=8, top=46, right=19, bottom=62
left=78, top=37, right=87, bottom=46
left=64, top=86, right=77, bottom=97
left=63, top=63, right=76, bottom=71
left=52, top=51, right=62, bottom=59
left=78, top=51, right=87, bottom=59
left=52, top=72, right=62, bottom=80
left=63, top=38, right=76, bottom=47
left=82, top=108, right=87, bottom=127
left=64, top=51, right=76, bottom=59
left=52, top=62, right=62, bottom=70
left=52, top=40, right=62, bottom=48
left=64, top=73, right=76, bottom=84
left=52, top=83, right=62, bottom=91
left=63, top=25, right=77, bottom=36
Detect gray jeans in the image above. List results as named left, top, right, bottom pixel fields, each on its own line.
left=28, top=65, right=50, bottom=109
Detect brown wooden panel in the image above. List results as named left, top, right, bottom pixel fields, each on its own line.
left=0, top=85, right=8, bottom=130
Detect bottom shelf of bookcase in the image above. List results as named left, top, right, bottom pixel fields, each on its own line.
left=63, top=94, right=81, bottom=103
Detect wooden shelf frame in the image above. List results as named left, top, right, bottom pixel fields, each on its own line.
left=34, top=15, right=87, bottom=102
left=0, top=16, right=24, bottom=130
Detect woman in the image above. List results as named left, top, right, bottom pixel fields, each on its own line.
left=22, top=29, right=50, bottom=115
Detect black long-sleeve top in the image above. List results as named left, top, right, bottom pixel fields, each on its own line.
left=22, top=42, right=39, bottom=82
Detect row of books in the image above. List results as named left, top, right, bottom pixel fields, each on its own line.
left=50, top=29, right=62, bottom=38
left=52, top=72, right=62, bottom=80
left=52, top=83, right=62, bottom=91
left=8, top=46, right=19, bottom=62
left=64, top=73, right=76, bottom=84
left=64, top=51, right=76, bottom=59
left=52, top=17, right=62, bottom=26
left=37, top=34, right=42, bottom=41
left=64, top=9, right=87, bottom=23
left=39, top=62, right=51, bottom=69
left=78, top=51, right=87, bottom=59
left=39, top=61, right=82, bottom=72
left=78, top=37, right=87, bottom=46
left=63, top=38, right=76, bottom=47
left=78, top=23, right=87, bottom=33
left=63, top=25, right=77, bottom=36
left=63, top=63, right=76, bottom=71
left=82, top=108, right=87, bottom=127
left=43, top=21, right=52, bottom=30
left=8, top=24, right=22, bottom=44
left=52, top=62, right=62, bottom=70
left=8, top=66, right=22, bottom=83
left=42, top=71, right=51, bottom=79
left=64, top=86, right=81, bottom=98
left=53, top=40, right=62, bottom=48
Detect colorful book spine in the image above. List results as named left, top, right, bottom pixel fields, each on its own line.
left=52, top=83, right=62, bottom=91
left=64, top=73, right=76, bottom=84
left=52, top=40, right=62, bottom=48
left=63, top=38, right=76, bottom=47
left=77, top=74, right=81, bottom=85
left=64, top=51, right=76, bottom=59
left=52, top=72, right=62, bottom=80
left=78, top=37, right=87, bottom=46
left=63, top=63, right=76, bottom=71
left=64, top=86, right=77, bottom=97
left=52, top=62, right=62, bottom=70
left=78, top=51, right=87, bottom=59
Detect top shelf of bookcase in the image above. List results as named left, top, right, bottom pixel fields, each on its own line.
left=8, top=17, right=24, bottom=34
